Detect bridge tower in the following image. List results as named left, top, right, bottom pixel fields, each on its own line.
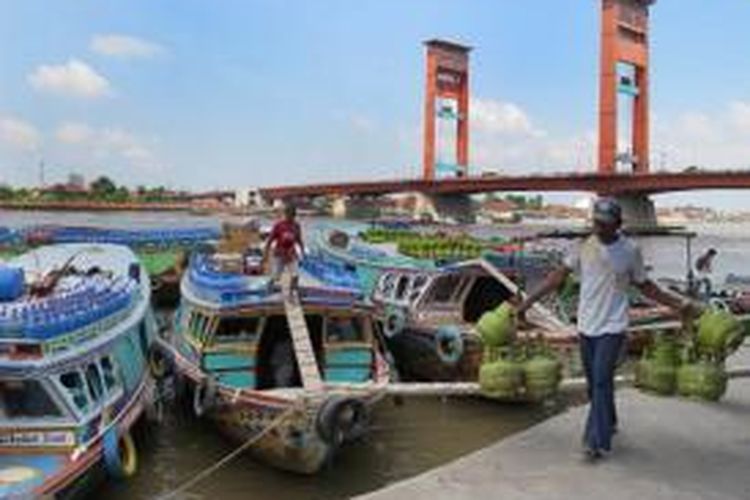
left=422, top=39, right=471, bottom=180
left=598, top=0, right=655, bottom=174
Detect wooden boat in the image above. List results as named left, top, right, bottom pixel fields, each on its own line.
left=369, top=258, right=570, bottom=382
left=0, top=244, right=158, bottom=498
left=156, top=249, right=390, bottom=474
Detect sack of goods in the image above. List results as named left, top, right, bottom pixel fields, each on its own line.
left=479, top=339, right=562, bottom=403
left=676, top=357, right=727, bottom=402
left=476, top=302, right=517, bottom=347
left=479, top=348, right=524, bottom=400
left=635, top=306, right=744, bottom=402
left=696, top=308, right=746, bottom=360
left=522, top=345, right=563, bottom=402
left=635, top=333, right=679, bottom=396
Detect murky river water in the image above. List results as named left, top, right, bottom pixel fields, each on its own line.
left=3, top=211, right=749, bottom=499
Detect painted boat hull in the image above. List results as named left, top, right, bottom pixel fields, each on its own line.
left=385, top=328, right=482, bottom=382
left=164, top=342, right=385, bottom=475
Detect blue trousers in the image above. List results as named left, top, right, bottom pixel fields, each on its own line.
left=579, top=333, right=624, bottom=452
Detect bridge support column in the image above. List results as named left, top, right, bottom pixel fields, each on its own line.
left=414, top=193, right=475, bottom=224
left=330, top=195, right=381, bottom=220
left=616, top=194, right=656, bottom=228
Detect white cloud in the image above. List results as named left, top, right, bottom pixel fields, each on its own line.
left=0, top=116, right=40, bottom=151
left=468, top=97, right=750, bottom=175
left=55, top=122, right=160, bottom=170
left=55, top=122, right=93, bottom=144
left=471, top=97, right=544, bottom=137
left=90, top=34, right=165, bottom=59
left=28, top=59, right=111, bottom=98
left=467, top=97, right=591, bottom=175
left=653, top=101, right=750, bottom=170
left=729, top=101, right=750, bottom=133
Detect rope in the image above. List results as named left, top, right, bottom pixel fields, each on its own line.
left=154, top=405, right=296, bottom=500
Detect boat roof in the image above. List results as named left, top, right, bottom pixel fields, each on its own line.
left=181, top=251, right=366, bottom=311
left=0, top=244, right=150, bottom=375
left=10, top=243, right=143, bottom=280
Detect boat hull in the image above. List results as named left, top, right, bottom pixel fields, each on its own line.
left=166, top=346, right=384, bottom=475
left=385, top=328, right=482, bottom=382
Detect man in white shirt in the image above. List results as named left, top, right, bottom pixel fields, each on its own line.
left=518, top=197, right=698, bottom=460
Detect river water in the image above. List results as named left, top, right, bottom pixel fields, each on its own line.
left=3, top=211, right=749, bottom=499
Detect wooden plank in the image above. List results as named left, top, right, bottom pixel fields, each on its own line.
left=280, top=271, right=323, bottom=391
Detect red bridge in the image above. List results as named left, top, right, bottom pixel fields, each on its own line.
left=195, top=2, right=747, bottom=211
left=256, top=170, right=750, bottom=201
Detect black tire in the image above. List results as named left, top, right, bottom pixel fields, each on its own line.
left=316, top=396, right=369, bottom=447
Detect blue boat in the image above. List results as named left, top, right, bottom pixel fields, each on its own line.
left=156, top=248, right=390, bottom=474
left=0, top=244, right=158, bottom=498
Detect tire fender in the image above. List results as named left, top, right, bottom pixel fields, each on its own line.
left=103, top=429, right=138, bottom=479
left=316, top=396, right=369, bottom=448
left=382, top=306, right=407, bottom=338
left=435, top=325, right=465, bottom=365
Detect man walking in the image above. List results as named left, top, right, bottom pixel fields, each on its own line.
left=518, top=197, right=697, bottom=460
left=264, top=204, right=305, bottom=295
left=694, top=248, right=717, bottom=298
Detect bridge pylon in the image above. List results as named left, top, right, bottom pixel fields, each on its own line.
left=598, top=0, right=655, bottom=174
left=422, top=39, right=471, bottom=180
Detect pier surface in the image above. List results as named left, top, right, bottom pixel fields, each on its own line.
left=359, top=346, right=750, bottom=500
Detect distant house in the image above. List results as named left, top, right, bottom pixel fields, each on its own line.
left=479, top=199, right=520, bottom=223
left=39, top=182, right=88, bottom=199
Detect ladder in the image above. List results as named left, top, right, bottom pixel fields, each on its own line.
left=280, top=272, right=323, bottom=391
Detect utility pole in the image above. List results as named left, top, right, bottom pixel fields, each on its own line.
left=38, top=159, right=45, bottom=188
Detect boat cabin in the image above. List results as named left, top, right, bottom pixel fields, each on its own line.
left=372, top=261, right=516, bottom=327
left=178, top=302, right=378, bottom=390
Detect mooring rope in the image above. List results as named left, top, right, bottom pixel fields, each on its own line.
left=154, top=405, right=296, bottom=500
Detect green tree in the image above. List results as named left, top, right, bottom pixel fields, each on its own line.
left=0, top=185, right=14, bottom=200
left=90, top=176, right=118, bottom=197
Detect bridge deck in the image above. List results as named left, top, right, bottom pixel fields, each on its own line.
left=256, top=170, right=750, bottom=199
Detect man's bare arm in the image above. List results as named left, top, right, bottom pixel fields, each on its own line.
left=635, top=279, right=689, bottom=312
left=518, top=266, right=571, bottom=314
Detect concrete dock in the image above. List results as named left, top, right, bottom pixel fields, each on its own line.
left=358, top=347, right=750, bottom=500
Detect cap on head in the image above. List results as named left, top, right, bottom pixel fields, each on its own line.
left=592, top=197, right=622, bottom=225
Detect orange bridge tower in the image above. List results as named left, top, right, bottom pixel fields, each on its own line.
left=598, top=0, right=655, bottom=174
left=422, top=39, right=472, bottom=180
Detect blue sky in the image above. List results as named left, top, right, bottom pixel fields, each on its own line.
left=1, top=1, right=749, bottom=209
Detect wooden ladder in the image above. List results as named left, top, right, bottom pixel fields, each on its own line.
left=280, top=272, right=324, bottom=391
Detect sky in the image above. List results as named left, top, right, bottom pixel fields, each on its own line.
left=1, top=0, right=749, bottom=209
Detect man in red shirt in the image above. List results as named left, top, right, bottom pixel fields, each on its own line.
left=264, top=204, right=305, bottom=294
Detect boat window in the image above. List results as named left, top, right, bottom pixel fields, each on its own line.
left=215, top=316, right=260, bottom=342
left=138, top=321, right=149, bottom=357
left=326, top=316, right=364, bottom=343
left=395, top=275, right=410, bottom=301
left=190, top=311, right=211, bottom=341
left=188, top=311, right=197, bottom=332
left=453, top=276, right=472, bottom=301
left=409, top=274, right=430, bottom=303
left=85, top=363, right=105, bottom=404
left=59, top=371, right=90, bottom=413
left=427, top=274, right=463, bottom=303
left=0, top=380, right=63, bottom=419
left=305, top=314, right=324, bottom=340
left=378, top=273, right=397, bottom=298
left=100, top=356, right=119, bottom=392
